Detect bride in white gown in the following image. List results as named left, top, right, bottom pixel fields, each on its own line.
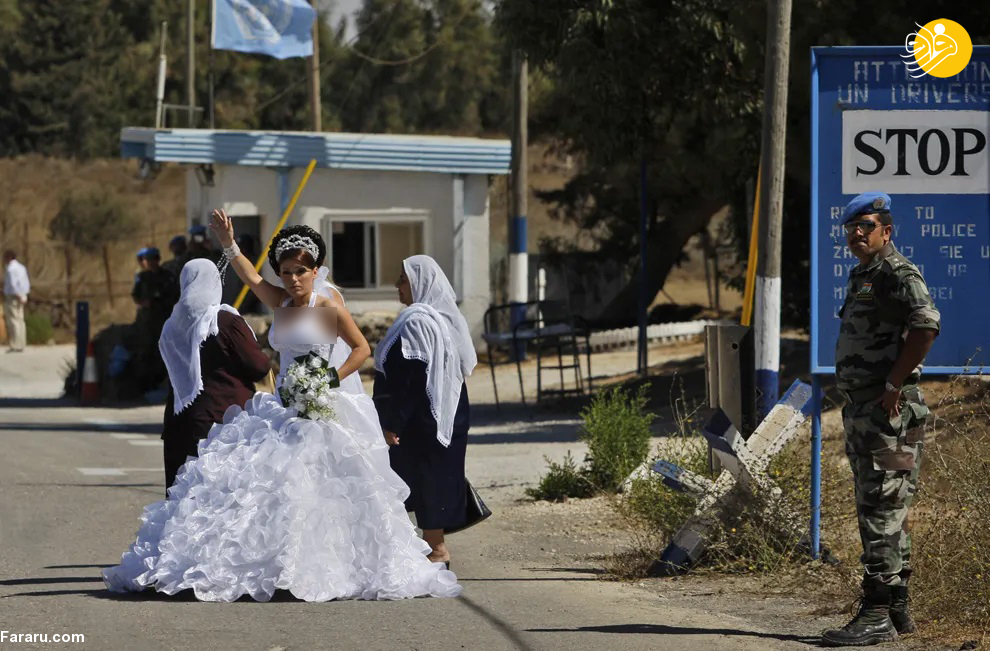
left=102, top=211, right=460, bottom=602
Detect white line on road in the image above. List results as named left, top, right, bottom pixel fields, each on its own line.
left=77, top=467, right=161, bottom=476
left=109, top=433, right=145, bottom=440
left=127, top=440, right=163, bottom=447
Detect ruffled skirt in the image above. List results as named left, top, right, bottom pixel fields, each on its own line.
left=102, top=391, right=460, bottom=602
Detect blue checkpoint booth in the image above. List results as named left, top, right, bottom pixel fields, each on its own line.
left=120, top=127, right=511, bottom=345
left=809, top=46, right=990, bottom=556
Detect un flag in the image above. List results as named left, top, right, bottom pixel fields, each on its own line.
left=212, top=0, right=316, bottom=60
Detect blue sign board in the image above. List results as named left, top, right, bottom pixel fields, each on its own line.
left=811, top=46, right=990, bottom=374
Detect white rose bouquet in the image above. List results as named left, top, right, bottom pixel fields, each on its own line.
left=278, top=352, right=341, bottom=422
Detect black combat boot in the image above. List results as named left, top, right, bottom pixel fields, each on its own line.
left=822, top=583, right=898, bottom=647
left=889, top=585, right=916, bottom=634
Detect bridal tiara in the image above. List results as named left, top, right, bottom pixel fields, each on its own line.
left=274, top=234, right=320, bottom=262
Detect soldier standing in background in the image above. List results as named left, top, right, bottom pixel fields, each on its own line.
left=162, top=235, right=189, bottom=303
left=162, top=235, right=189, bottom=278
left=132, top=248, right=179, bottom=393
left=822, top=193, right=940, bottom=647
left=188, top=225, right=219, bottom=263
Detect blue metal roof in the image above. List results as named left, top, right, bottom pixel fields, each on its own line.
left=120, top=127, right=512, bottom=175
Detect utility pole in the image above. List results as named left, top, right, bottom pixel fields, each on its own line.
left=638, top=159, right=648, bottom=375
left=754, top=0, right=792, bottom=418
left=509, top=51, right=528, bottom=354
left=155, top=22, right=168, bottom=129
left=308, top=0, right=322, bottom=131
left=187, top=0, right=196, bottom=127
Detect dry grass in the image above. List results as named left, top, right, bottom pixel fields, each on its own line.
left=0, top=155, right=187, bottom=339
left=908, top=376, right=990, bottom=643
left=608, top=373, right=990, bottom=645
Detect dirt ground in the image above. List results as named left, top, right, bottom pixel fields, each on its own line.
left=483, top=493, right=947, bottom=650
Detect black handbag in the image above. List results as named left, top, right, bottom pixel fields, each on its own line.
left=444, top=479, right=492, bottom=535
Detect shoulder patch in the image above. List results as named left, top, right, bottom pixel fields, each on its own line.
left=882, top=253, right=909, bottom=272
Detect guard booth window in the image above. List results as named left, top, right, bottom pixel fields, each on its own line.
left=323, top=213, right=427, bottom=289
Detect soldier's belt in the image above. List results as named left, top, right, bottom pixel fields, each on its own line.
left=839, top=384, right=886, bottom=404
left=839, top=383, right=920, bottom=405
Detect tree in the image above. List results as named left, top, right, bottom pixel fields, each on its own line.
left=50, top=189, right=139, bottom=308
left=0, top=0, right=161, bottom=158
left=0, top=0, right=509, bottom=157
left=496, top=0, right=764, bottom=323
left=329, top=0, right=510, bottom=134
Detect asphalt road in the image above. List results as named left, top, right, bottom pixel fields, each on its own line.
left=0, top=345, right=836, bottom=651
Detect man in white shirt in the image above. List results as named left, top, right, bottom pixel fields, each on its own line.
left=3, top=250, right=30, bottom=352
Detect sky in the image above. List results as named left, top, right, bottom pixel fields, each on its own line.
left=323, top=0, right=363, bottom=41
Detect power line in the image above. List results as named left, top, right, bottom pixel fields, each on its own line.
left=255, top=3, right=400, bottom=114
left=255, top=55, right=339, bottom=113
left=254, top=2, right=477, bottom=116
left=347, top=8, right=472, bottom=66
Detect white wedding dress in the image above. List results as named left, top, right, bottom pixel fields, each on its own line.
left=102, top=290, right=460, bottom=602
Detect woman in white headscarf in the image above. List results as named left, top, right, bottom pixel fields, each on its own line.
left=373, top=255, right=478, bottom=568
left=158, top=259, right=271, bottom=492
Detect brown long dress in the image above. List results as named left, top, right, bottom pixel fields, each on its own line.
left=162, top=310, right=271, bottom=492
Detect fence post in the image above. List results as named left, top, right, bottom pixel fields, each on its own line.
left=704, top=324, right=757, bottom=473
left=75, top=301, right=89, bottom=397
left=810, top=374, right=823, bottom=559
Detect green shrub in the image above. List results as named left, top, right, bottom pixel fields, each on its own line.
left=527, top=385, right=660, bottom=503
left=580, top=386, right=656, bottom=492
left=525, top=452, right=595, bottom=502
left=24, top=311, right=53, bottom=345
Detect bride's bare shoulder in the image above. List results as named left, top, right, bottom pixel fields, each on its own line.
left=314, top=294, right=344, bottom=309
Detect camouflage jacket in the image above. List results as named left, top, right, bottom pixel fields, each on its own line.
left=132, top=268, right=179, bottom=324
left=835, top=242, right=940, bottom=392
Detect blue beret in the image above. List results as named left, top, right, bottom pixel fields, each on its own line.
left=169, top=235, right=187, bottom=248
left=189, top=224, right=207, bottom=236
left=843, top=192, right=891, bottom=224
left=144, top=247, right=161, bottom=258
left=136, top=247, right=150, bottom=259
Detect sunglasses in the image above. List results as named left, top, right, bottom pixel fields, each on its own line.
left=843, top=220, right=881, bottom=235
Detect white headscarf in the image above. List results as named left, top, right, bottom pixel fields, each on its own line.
left=159, top=259, right=240, bottom=414
left=404, top=255, right=477, bottom=376
left=374, top=255, right=477, bottom=447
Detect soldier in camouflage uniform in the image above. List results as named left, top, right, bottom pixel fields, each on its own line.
left=822, top=192, right=940, bottom=647
left=132, top=248, right=179, bottom=393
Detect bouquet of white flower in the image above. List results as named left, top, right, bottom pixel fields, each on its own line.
left=278, top=352, right=341, bottom=422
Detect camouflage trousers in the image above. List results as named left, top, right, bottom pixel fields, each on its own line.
left=842, top=386, right=928, bottom=589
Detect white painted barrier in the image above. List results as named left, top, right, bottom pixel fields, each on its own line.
left=587, top=319, right=730, bottom=352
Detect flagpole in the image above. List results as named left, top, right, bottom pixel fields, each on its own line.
left=209, top=0, right=216, bottom=129
left=308, top=0, right=321, bottom=131
left=187, top=0, right=196, bottom=127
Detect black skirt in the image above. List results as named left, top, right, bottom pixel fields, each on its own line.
left=373, top=340, right=470, bottom=531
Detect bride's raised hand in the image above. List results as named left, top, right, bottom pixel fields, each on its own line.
left=210, top=209, right=235, bottom=248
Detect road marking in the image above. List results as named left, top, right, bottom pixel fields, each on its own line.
left=77, top=468, right=126, bottom=476
left=83, top=419, right=118, bottom=429
left=127, top=440, right=163, bottom=447
left=77, top=467, right=161, bottom=476
left=109, top=433, right=145, bottom=440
